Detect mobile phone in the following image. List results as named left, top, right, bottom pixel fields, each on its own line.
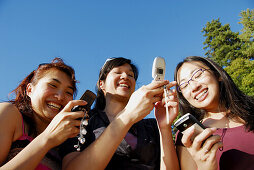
left=71, top=90, right=96, bottom=113
left=152, top=56, right=166, bottom=81
left=174, top=113, right=206, bottom=140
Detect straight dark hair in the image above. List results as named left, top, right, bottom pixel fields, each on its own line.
left=94, top=57, right=138, bottom=110
left=174, top=56, right=254, bottom=131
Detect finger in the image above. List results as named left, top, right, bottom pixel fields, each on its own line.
left=70, top=119, right=83, bottom=127
left=147, top=87, right=165, bottom=99
left=151, top=96, right=163, bottom=104
left=63, top=100, right=87, bottom=112
left=65, top=111, right=85, bottom=120
left=164, top=101, right=178, bottom=108
left=208, top=141, right=223, bottom=160
left=69, top=127, right=80, bottom=138
left=165, top=81, right=177, bottom=90
left=163, top=88, right=177, bottom=100
left=147, top=80, right=169, bottom=90
left=192, top=127, right=217, bottom=149
left=202, top=135, right=221, bottom=153
left=181, top=126, right=195, bottom=147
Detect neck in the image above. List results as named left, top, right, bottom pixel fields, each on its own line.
left=104, top=95, right=128, bottom=122
left=33, top=115, right=50, bottom=137
left=203, top=110, right=244, bottom=128
left=205, top=110, right=228, bottom=119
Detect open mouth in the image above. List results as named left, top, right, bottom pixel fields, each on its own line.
left=194, top=89, right=208, bottom=100
left=47, top=102, right=62, bottom=111
left=118, top=82, right=130, bottom=89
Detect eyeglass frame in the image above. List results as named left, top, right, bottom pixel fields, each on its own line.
left=177, top=68, right=210, bottom=92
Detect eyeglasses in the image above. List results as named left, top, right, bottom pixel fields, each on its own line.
left=177, top=68, right=210, bottom=92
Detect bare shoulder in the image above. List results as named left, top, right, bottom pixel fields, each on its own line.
left=0, top=102, right=21, bottom=120
left=0, top=103, right=23, bottom=164
left=0, top=102, right=22, bottom=138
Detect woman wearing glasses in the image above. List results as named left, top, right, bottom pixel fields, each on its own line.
left=174, top=56, right=254, bottom=170
left=0, top=58, right=86, bottom=169
left=61, top=57, right=179, bottom=170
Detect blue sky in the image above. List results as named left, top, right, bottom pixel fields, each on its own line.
left=0, top=0, right=253, bottom=118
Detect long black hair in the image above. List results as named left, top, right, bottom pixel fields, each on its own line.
left=94, top=57, right=138, bottom=110
left=174, top=56, right=254, bottom=131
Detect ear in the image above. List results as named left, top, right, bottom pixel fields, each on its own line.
left=99, top=80, right=105, bottom=90
left=26, top=83, right=33, bottom=97
left=218, top=76, right=223, bottom=81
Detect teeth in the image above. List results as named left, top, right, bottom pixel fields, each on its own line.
left=48, top=102, right=61, bottom=110
left=119, top=84, right=129, bottom=88
left=195, top=90, right=207, bottom=100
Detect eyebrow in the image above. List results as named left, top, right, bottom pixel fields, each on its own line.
left=52, top=78, right=74, bottom=91
left=179, top=68, right=199, bottom=83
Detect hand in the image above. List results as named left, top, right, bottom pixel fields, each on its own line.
left=123, top=80, right=169, bottom=123
left=41, top=100, right=87, bottom=147
left=181, top=127, right=223, bottom=170
left=154, top=81, right=178, bottom=128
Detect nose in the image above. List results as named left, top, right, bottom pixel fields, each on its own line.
left=120, top=72, right=128, bottom=79
left=189, top=80, right=201, bottom=92
left=55, top=90, right=65, bottom=101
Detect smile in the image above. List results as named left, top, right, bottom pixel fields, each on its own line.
left=118, top=82, right=130, bottom=89
left=47, top=102, right=62, bottom=111
left=195, top=89, right=208, bottom=100
left=119, top=84, right=129, bottom=88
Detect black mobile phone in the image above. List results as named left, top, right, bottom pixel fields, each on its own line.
left=71, top=90, right=96, bottom=113
left=174, top=113, right=206, bottom=140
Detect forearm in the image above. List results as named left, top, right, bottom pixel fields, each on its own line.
left=0, top=133, right=53, bottom=170
left=159, top=127, right=179, bottom=170
left=64, top=110, right=134, bottom=170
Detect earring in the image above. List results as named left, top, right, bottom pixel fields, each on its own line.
left=74, top=110, right=89, bottom=151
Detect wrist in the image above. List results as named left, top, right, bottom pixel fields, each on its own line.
left=37, top=132, right=56, bottom=149
left=115, top=108, right=136, bottom=129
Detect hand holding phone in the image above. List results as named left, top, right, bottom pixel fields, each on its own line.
left=71, top=90, right=96, bottom=113
left=152, top=56, right=171, bottom=124
left=174, top=113, right=206, bottom=141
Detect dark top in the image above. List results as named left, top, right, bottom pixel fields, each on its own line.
left=60, top=109, right=161, bottom=170
left=175, top=125, right=254, bottom=170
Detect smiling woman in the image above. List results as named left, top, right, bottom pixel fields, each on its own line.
left=60, top=57, right=180, bottom=170
left=0, top=58, right=87, bottom=170
left=174, top=56, right=254, bottom=170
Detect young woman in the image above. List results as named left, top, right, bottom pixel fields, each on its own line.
left=61, top=57, right=179, bottom=170
left=174, top=56, right=254, bottom=170
left=0, top=58, right=86, bottom=169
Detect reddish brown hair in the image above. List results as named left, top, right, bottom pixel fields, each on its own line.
left=9, top=57, right=77, bottom=135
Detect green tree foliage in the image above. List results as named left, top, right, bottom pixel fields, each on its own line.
left=238, top=8, right=254, bottom=58
left=202, top=9, right=254, bottom=97
left=202, top=19, right=243, bottom=67
left=225, top=58, right=254, bottom=96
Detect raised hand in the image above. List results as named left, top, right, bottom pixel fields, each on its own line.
left=123, top=80, right=169, bottom=123
left=181, top=127, right=223, bottom=170
left=154, top=81, right=179, bottom=128
left=41, top=100, right=87, bottom=147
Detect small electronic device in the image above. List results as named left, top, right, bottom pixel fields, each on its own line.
left=71, top=90, right=96, bottom=113
left=174, top=113, right=206, bottom=140
left=152, top=56, right=166, bottom=81
left=72, top=90, right=96, bottom=151
left=152, top=56, right=170, bottom=124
